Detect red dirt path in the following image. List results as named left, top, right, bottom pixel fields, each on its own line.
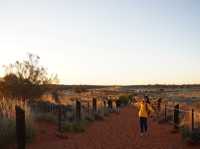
left=27, top=106, right=199, bottom=149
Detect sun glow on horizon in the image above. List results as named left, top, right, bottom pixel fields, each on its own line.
left=0, top=0, right=200, bottom=85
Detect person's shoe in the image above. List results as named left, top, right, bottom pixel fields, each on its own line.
left=140, top=133, right=144, bottom=137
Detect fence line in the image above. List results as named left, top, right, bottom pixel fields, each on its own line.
left=1, top=95, right=126, bottom=148
left=152, top=100, right=200, bottom=131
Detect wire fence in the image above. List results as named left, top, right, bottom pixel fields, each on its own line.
left=152, top=100, right=200, bottom=131
left=30, top=97, right=120, bottom=122
left=0, top=96, right=123, bottom=149
left=5, top=95, right=200, bottom=148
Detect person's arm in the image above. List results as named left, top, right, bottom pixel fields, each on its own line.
left=148, top=104, right=155, bottom=113
left=134, top=102, right=141, bottom=109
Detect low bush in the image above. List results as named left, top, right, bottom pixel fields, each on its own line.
left=85, top=115, right=95, bottom=122
left=180, top=127, right=200, bottom=144
left=118, top=95, right=131, bottom=106
left=63, top=123, right=73, bottom=132
left=0, top=98, right=35, bottom=148
left=101, top=108, right=109, bottom=117
left=166, top=115, right=174, bottom=122
left=0, top=117, right=35, bottom=148
left=73, top=123, right=85, bottom=132
left=33, top=112, right=57, bottom=124
left=26, top=120, right=36, bottom=143
left=63, top=120, right=89, bottom=133
left=94, top=113, right=104, bottom=121
left=0, top=118, right=16, bottom=148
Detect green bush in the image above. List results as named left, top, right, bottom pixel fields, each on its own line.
left=0, top=117, right=35, bottom=148
left=63, top=123, right=73, bottom=132
left=26, top=120, right=36, bottom=143
left=0, top=118, right=16, bottom=148
left=0, top=98, right=35, bottom=148
left=104, top=112, right=110, bottom=117
left=94, top=113, right=104, bottom=121
left=73, top=123, right=85, bottom=132
left=189, top=130, right=200, bottom=143
left=63, top=120, right=89, bottom=133
left=119, top=95, right=130, bottom=106
left=85, top=115, right=95, bottom=122
left=180, top=126, right=190, bottom=140
left=180, top=127, right=200, bottom=144
left=34, top=112, right=57, bottom=123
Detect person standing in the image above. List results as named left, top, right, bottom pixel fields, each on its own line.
left=135, top=96, right=154, bottom=136
left=108, top=99, right=113, bottom=112
left=116, top=99, right=121, bottom=113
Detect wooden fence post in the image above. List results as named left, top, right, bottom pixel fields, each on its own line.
left=192, top=109, right=194, bottom=131
left=15, top=106, right=26, bottom=149
left=92, top=98, right=97, bottom=114
left=76, top=100, right=81, bottom=121
left=174, top=104, right=179, bottom=129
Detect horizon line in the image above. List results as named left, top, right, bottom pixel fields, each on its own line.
left=57, top=83, right=200, bottom=86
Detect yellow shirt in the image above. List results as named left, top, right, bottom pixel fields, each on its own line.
left=135, top=102, right=154, bottom=118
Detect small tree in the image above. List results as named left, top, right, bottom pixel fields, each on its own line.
left=0, top=53, right=59, bottom=100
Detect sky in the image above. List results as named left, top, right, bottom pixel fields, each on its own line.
left=0, top=0, right=200, bottom=85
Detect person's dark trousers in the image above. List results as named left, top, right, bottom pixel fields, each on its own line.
left=139, top=117, right=148, bottom=133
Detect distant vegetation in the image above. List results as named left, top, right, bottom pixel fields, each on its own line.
left=118, top=95, right=133, bottom=106
left=73, top=85, right=88, bottom=93
left=0, top=53, right=58, bottom=100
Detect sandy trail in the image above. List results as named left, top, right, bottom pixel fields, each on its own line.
left=27, top=106, right=199, bottom=149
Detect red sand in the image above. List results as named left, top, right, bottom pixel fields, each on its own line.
left=27, top=106, right=199, bottom=149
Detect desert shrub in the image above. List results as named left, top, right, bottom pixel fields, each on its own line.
left=180, top=127, right=200, bottom=144
left=188, top=130, right=200, bottom=143
left=0, top=53, right=58, bottom=99
left=63, top=123, right=73, bottom=132
left=63, top=120, right=89, bottom=133
left=85, top=115, right=95, bottom=122
left=0, top=117, right=35, bottom=148
left=104, top=112, right=110, bottom=117
left=0, top=98, right=35, bottom=148
left=26, top=120, right=36, bottom=143
left=0, top=117, right=16, bottom=148
left=103, top=108, right=110, bottom=117
left=94, top=113, right=104, bottom=121
left=73, top=85, right=88, bottom=93
left=33, top=112, right=57, bottom=124
left=166, top=114, right=174, bottom=122
left=119, top=95, right=130, bottom=106
left=73, top=123, right=85, bottom=132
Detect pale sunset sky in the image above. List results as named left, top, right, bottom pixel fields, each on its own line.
left=0, top=0, right=200, bottom=85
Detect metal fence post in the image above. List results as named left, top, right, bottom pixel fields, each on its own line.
left=93, top=98, right=97, bottom=114
left=76, top=100, right=81, bottom=121
left=104, top=100, right=106, bottom=111
left=108, top=100, right=113, bottom=112
left=58, top=106, right=62, bottom=132
left=15, top=106, right=26, bottom=149
left=103, top=100, right=106, bottom=108
left=87, top=101, right=90, bottom=115
left=192, top=109, right=194, bottom=131
left=174, top=104, right=179, bottom=129
left=164, top=104, right=167, bottom=121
